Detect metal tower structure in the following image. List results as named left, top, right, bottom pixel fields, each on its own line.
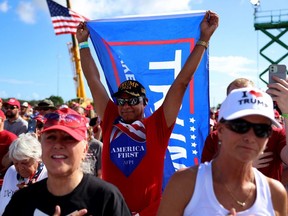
left=252, top=6, right=288, bottom=84
left=66, top=0, right=87, bottom=101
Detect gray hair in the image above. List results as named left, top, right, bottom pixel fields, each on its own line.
left=9, top=133, right=42, bottom=161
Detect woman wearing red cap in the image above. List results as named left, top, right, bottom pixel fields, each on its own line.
left=3, top=107, right=131, bottom=216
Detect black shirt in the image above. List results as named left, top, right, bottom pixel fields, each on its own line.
left=3, top=174, right=131, bottom=216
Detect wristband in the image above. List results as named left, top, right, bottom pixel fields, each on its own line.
left=79, top=41, right=89, bottom=50
left=281, top=113, right=288, bottom=119
left=196, top=40, right=208, bottom=49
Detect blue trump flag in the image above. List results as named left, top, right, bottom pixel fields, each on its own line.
left=87, top=11, right=210, bottom=188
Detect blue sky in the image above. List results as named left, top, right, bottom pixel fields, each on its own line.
left=0, top=0, right=287, bottom=107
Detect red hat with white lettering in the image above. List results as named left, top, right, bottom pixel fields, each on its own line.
left=218, top=87, right=281, bottom=128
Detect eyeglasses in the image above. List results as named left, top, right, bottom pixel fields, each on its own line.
left=221, top=118, right=272, bottom=138
left=44, top=113, right=85, bottom=128
left=116, top=97, right=143, bottom=106
left=5, top=105, right=18, bottom=110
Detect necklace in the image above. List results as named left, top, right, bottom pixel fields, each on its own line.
left=223, top=178, right=254, bottom=207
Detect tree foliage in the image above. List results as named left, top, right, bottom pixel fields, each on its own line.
left=48, top=95, right=64, bottom=107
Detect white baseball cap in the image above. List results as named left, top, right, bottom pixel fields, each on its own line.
left=21, top=102, right=29, bottom=107
left=218, top=87, right=281, bottom=128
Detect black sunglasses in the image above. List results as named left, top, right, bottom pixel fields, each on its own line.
left=116, top=97, right=143, bottom=106
left=5, top=105, right=18, bottom=110
left=220, top=118, right=272, bottom=138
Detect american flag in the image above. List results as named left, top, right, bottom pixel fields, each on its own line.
left=46, top=0, right=89, bottom=35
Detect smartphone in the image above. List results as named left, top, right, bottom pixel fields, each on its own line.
left=268, top=64, right=287, bottom=84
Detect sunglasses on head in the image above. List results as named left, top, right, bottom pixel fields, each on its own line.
left=5, top=105, right=18, bottom=110
left=116, top=97, right=143, bottom=106
left=220, top=118, right=272, bottom=138
left=44, top=113, right=85, bottom=128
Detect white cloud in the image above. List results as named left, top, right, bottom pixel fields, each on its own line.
left=33, top=0, right=50, bottom=10
left=69, top=0, right=192, bottom=19
left=0, top=1, right=9, bottom=13
left=210, top=56, right=257, bottom=77
left=209, top=55, right=261, bottom=105
left=16, top=1, right=36, bottom=24
left=35, top=0, right=196, bottom=22
left=0, top=78, right=34, bottom=85
left=0, top=90, right=8, bottom=99
left=31, top=92, right=40, bottom=99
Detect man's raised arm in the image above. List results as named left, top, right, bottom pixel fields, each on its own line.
left=76, top=22, right=110, bottom=119
left=162, top=11, right=219, bottom=128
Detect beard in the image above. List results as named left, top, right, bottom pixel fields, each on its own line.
left=5, top=111, right=17, bottom=119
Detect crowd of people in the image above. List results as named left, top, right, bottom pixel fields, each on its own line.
left=0, top=10, right=287, bottom=216
left=0, top=98, right=107, bottom=215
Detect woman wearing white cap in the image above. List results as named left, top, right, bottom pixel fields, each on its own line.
left=157, top=87, right=287, bottom=216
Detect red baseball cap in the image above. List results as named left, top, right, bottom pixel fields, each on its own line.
left=34, top=114, right=45, bottom=123
left=4, top=98, right=20, bottom=108
left=274, top=109, right=280, bottom=118
left=42, top=107, right=88, bottom=141
left=85, top=104, right=93, bottom=111
left=0, top=110, right=5, bottom=120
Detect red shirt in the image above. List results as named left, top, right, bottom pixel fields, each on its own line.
left=0, top=130, right=17, bottom=177
left=101, top=101, right=174, bottom=215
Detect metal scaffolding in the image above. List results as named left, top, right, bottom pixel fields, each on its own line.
left=253, top=9, right=288, bottom=84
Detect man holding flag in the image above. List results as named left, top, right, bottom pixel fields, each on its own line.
left=76, top=10, right=219, bottom=216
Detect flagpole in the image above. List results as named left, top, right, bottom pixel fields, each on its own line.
left=66, top=0, right=86, bottom=103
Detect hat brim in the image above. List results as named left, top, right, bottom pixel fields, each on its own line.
left=4, top=102, right=20, bottom=108
left=224, top=109, right=282, bottom=128
left=35, top=106, right=57, bottom=110
left=41, top=125, right=85, bottom=141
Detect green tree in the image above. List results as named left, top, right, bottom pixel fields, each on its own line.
left=48, top=95, right=64, bottom=108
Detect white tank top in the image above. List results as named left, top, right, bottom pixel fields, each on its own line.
left=183, top=162, right=275, bottom=216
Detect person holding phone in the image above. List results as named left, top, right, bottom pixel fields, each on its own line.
left=267, top=73, right=288, bottom=184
